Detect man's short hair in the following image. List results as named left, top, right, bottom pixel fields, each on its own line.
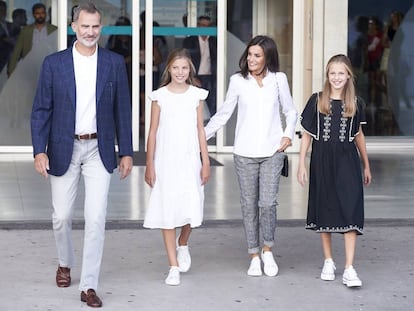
left=0, top=1, right=7, bottom=10
left=12, top=8, right=26, bottom=20
left=72, top=2, right=101, bottom=23
left=32, top=3, right=46, bottom=14
left=198, top=15, right=211, bottom=22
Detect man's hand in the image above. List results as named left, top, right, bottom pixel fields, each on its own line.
left=34, top=153, right=49, bottom=178
left=119, top=156, right=133, bottom=179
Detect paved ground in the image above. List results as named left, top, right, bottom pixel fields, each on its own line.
left=1, top=220, right=413, bottom=311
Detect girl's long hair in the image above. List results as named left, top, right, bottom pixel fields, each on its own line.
left=319, top=54, right=357, bottom=117
left=159, top=48, right=196, bottom=87
left=238, top=35, right=280, bottom=78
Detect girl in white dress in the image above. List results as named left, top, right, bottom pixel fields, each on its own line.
left=144, top=48, right=210, bottom=286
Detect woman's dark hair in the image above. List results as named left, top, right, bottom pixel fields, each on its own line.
left=238, top=35, right=279, bottom=78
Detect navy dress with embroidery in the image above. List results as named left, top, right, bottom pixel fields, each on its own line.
left=300, top=93, right=366, bottom=235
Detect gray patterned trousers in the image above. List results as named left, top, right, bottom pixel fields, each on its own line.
left=234, top=151, right=285, bottom=254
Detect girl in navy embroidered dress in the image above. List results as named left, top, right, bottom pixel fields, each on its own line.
left=297, top=54, right=372, bottom=287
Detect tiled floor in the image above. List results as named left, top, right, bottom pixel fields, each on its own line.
left=0, top=150, right=413, bottom=223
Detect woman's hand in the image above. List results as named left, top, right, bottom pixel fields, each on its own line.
left=277, top=137, right=292, bottom=152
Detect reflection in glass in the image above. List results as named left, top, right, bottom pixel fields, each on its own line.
left=348, top=0, right=414, bottom=136
left=0, top=1, right=58, bottom=146
left=388, top=5, right=414, bottom=135
left=144, top=0, right=218, bottom=127
left=0, top=32, right=57, bottom=146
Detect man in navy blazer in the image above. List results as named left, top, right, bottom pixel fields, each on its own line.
left=31, top=3, right=132, bottom=308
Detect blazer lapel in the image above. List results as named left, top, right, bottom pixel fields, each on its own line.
left=60, top=49, right=76, bottom=108
left=96, top=47, right=110, bottom=106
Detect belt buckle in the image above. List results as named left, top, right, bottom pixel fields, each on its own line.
left=75, top=133, right=96, bottom=140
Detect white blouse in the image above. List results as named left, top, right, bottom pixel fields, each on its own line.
left=204, top=71, right=298, bottom=157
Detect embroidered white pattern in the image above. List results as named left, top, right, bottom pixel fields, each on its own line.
left=339, top=103, right=347, bottom=142
left=306, top=223, right=363, bottom=234
left=322, top=115, right=331, bottom=141
left=300, top=95, right=362, bottom=142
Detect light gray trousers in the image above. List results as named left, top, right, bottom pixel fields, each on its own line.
left=50, top=139, right=111, bottom=291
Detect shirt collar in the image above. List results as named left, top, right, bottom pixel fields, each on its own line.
left=247, top=69, right=272, bottom=82
left=72, top=41, right=98, bottom=59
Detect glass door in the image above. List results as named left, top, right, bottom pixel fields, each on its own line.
left=219, top=0, right=296, bottom=152
left=0, top=0, right=137, bottom=151
left=141, top=0, right=218, bottom=151
left=0, top=0, right=57, bottom=149
left=347, top=0, right=414, bottom=136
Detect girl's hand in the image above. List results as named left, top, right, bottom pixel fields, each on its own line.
left=297, top=164, right=308, bottom=187
left=145, top=164, right=156, bottom=187
left=200, top=163, right=210, bottom=185
left=363, top=167, right=372, bottom=186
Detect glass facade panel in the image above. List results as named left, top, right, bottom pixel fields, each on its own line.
left=139, top=0, right=218, bottom=147
left=3, top=0, right=414, bottom=150
left=0, top=0, right=56, bottom=146
left=348, top=0, right=414, bottom=136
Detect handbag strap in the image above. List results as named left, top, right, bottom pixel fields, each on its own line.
left=276, top=74, right=287, bottom=130
left=276, top=74, right=281, bottom=105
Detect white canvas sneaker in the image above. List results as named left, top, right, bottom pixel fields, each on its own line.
left=247, top=256, right=262, bottom=276
left=321, top=258, right=336, bottom=281
left=342, top=266, right=362, bottom=287
left=176, top=237, right=191, bottom=272
left=261, top=250, right=279, bottom=277
left=165, top=266, right=180, bottom=286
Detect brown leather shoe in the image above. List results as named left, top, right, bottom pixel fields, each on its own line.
left=81, top=289, right=103, bottom=308
left=56, top=266, right=71, bottom=287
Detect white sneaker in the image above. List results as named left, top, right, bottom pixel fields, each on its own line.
left=176, top=237, right=191, bottom=272
left=342, top=266, right=362, bottom=287
left=261, top=250, right=278, bottom=277
left=165, top=266, right=180, bottom=286
left=247, top=256, right=262, bottom=276
left=321, top=258, right=336, bottom=281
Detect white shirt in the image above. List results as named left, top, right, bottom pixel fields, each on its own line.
left=205, top=71, right=298, bottom=157
left=198, top=36, right=211, bottom=75
left=32, top=25, right=47, bottom=47
left=72, top=42, right=98, bottom=135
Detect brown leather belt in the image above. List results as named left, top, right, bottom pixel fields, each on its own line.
left=74, top=133, right=97, bottom=140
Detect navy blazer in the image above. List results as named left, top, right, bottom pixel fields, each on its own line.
left=31, top=46, right=133, bottom=176
left=183, top=35, right=217, bottom=75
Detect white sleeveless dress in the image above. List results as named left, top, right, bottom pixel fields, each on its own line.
left=143, top=85, right=208, bottom=229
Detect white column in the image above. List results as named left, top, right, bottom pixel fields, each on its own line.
left=132, top=0, right=140, bottom=151
left=144, top=0, right=153, bottom=151
left=312, top=0, right=348, bottom=92
left=323, top=0, right=348, bottom=66
left=214, top=0, right=227, bottom=152
left=292, top=0, right=306, bottom=152
left=56, top=0, right=67, bottom=51
left=253, top=0, right=267, bottom=35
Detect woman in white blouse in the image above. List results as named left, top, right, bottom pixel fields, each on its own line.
left=205, top=35, right=298, bottom=277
